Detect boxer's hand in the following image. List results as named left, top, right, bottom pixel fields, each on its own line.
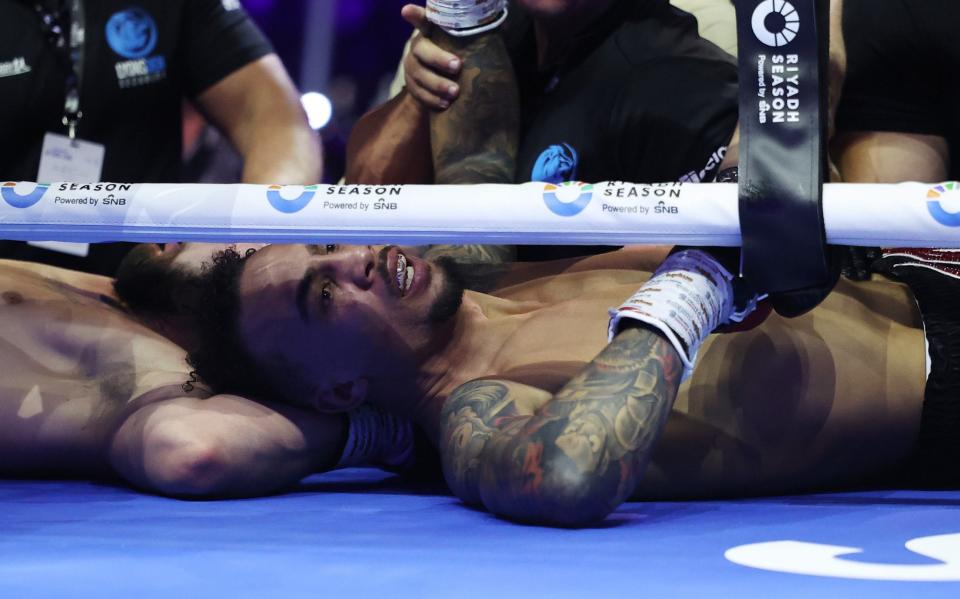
left=336, top=403, right=416, bottom=472
left=402, top=4, right=461, bottom=111
left=609, top=250, right=738, bottom=381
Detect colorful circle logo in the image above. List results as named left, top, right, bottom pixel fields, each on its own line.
left=105, top=8, right=158, bottom=59
left=2, top=182, right=49, bottom=209
left=751, top=0, right=800, bottom=48
left=543, top=182, right=593, bottom=217
left=267, top=185, right=318, bottom=214
left=927, top=183, right=960, bottom=227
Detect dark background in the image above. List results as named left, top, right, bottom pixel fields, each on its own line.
left=239, top=0, right=413, bottom=183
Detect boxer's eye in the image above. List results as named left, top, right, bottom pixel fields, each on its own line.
left=320, top=283, right=333, bottom=305
left=325, top=244, right=338, bottom=254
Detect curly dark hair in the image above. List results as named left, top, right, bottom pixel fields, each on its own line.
left=184, top=247, right=282, bottom=401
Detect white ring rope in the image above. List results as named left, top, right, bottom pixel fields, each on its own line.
left=0, top=180, right=958, bottom=247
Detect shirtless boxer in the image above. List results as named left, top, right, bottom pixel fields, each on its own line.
left=183, top=241, right=928, bottom=526
left=168, top=3, right=935, bottom=514
left=0, top=9, right=522, bottom=496
left=0, top=254, right=426, bottom=495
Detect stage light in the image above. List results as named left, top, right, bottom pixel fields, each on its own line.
left=301, top=92, right=333, bottom=130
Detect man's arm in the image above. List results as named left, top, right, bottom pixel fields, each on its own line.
left=428, top=27, right=518, bottom=185
left=440, top=326, right=683, bottom=526
left=357, top=6, right=520, bottom=265
left=827, top=0, right=951, bottom=184
left=109, top=394, right=345, bottom=497
left=197, top=55, right=322, bottom=184
left=348, top=5, right=519, bottom=187
left=344, top=88, right=514, bottom=269
left=832, top=131, right=949, bottom=183
left=345, top=91, right=434, bottom=185
left=422, top=19, right=519, bottom=263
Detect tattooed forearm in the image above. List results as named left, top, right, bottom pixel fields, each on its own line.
left=421, top=30, right=518, bottom=272
left=429, top=28, right=519, bottom=185
left=422, top=244, right=515, bottom=286
left=422, top=244, right=514, bottom=265
left=440, top=326, right=683, bottom=526
left=440, top=379, right=525, bottom=504
left=405, top=244, right=513, bottom=290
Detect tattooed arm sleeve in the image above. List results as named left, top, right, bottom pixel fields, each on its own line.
left=419, top=27, right=520, bottom=268
left=421, top=244, right=515, bottom=268
left=429, top=28, right=518, bottom=184
left=440, top=326, right=684, bottom=526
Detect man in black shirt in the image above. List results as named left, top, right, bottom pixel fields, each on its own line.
left=348, top=0, right=739, bottom=261
left=507, top=0, right=737, bottom=186
left=834, top=0, right=956, bottom=183
left=352, top=0, right=738, bottom=187
left=0, top=0, right=322, bottom=274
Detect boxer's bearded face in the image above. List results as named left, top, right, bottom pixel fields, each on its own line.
left=235, top=244, right=465, bottom=411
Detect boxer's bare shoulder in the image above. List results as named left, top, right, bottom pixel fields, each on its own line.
left=0, top=260, right=204, bottom=477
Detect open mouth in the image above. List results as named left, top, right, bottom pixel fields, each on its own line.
left=395, top=251, right=415, bottom=296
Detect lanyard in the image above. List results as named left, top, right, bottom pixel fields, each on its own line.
left=32, top=0, right=85, bottom=139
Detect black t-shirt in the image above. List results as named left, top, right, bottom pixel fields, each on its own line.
left=0, top=0, right=272, bottom=273
left=511, top=0, right=739, bottom=186
left=837, top=0, right=959, bottom=179
left=0, top=0, right=272, bottom=183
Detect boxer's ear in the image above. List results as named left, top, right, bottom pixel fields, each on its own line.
left=314, top=378, right=369, bottom=413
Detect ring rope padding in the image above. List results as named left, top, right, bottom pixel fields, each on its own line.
left=0, top=180, right=957, bottom=248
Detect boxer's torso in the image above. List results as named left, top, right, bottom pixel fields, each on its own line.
left=429, top=250, right=927, bottom=498
left=0, top=260, right=204, bottom=477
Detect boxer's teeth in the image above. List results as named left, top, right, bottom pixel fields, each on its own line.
left=396, top=253, right=407, bottom=292
left=405, top=266, right=414, bottom=292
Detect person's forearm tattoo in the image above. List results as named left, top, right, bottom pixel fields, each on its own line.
left=429, top=29, right=519, bottom=185
left=441, top=327, right=683, bottom=525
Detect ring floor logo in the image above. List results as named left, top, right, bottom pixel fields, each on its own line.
left=726, top=533, right=960, bottom=581
left=927, top=183, right=960, bottom=227
left=267, top=185, right=318, bottom=214
left=106, top=8, right=158, bottom=59
left=752, top=0, right=800, bottom=48
left=543, top=182, right=593, bottom=217
left=2, top=182, right=49, bottom=209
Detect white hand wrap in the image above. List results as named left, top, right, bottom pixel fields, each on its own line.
left=336, top=403, right=415, bottom=470
left=607, top=250, right=736, bottom=381
left=426, top=0, right=508, bottom=36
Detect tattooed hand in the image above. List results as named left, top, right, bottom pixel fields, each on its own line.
left=440, top=326, right=683, bottom=526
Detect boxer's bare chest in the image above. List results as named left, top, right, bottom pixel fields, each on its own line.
left=0, top=262, right=198, bottom=473
left=483, top=269, right=652, bottom=390
left=457, top=268, right=925, bottom=498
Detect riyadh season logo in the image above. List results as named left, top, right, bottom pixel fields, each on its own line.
left=267, top=184, right=318, bottom=214
left=543, top=182, right=593, bottom=217
left=752, top=0, right=800, bottom=48
left=927, top=183, right=960, bottom=227
left=1, top=182, right=49, bottom=209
